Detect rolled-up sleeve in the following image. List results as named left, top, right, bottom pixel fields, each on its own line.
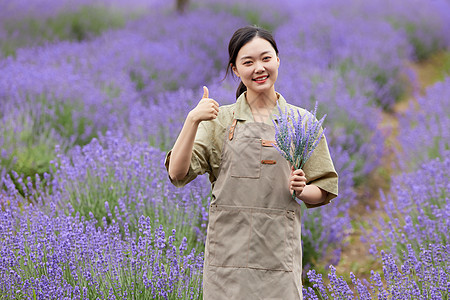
left=302, top=134, right=339, bottom=208
left=164, top=122, right=212, bottom=187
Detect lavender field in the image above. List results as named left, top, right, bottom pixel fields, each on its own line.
left=0, top=0, right=449, bottom=299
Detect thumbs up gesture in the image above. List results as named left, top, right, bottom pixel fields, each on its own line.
left=188, top=86, right=220, bottom=124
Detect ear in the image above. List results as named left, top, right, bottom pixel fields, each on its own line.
left=277, top=56, right=280, bottom=67
left=231, top=64, right=240, bottom=78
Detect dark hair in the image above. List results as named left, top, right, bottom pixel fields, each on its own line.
left=225, top=25, right=279, bottom=99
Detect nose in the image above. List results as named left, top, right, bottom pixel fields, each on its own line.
left=254, top=61, right=265, bottom=73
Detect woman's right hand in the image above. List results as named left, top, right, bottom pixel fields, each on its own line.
left=188, top=86, right=219, bottom=124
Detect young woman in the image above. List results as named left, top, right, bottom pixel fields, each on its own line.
left=166, top=25, right=338, bottom=300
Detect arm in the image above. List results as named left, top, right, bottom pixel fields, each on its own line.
left=292, top=133, right=339, bottom=207
left=168, top=86, right=219, bottom=181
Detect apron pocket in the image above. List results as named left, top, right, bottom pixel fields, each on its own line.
left=230, top=138, right=261, bottom=178
left=208, top=207, right=252, bottom=267
left=247, top=209, right=295, bottom=271
left=207, top=205, right=295, bottom=271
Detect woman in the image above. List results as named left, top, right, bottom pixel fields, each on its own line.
left=166, top=25, right=338, bottom=300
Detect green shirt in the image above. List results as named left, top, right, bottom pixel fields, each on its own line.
left=165, top=92, right=338, bottom=208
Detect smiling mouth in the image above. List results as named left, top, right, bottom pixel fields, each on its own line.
left=253, top=75, right=269, bottom=82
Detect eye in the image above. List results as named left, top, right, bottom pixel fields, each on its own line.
left=243, top=61, right=252, bottom=65
left=263, top=56, right=271, bottom=61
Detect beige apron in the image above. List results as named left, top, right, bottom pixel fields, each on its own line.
left=203, top=120, right=303, bottom=300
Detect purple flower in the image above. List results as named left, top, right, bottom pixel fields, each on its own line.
left=273, top=102, right=326, bottom=170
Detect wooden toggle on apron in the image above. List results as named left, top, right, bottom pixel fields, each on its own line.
left=203, top=120, right=304, bottom=300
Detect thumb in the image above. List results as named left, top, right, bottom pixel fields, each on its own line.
left=202, top=86, right=209, bottom=99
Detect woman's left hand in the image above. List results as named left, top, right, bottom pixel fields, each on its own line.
left=289, top=166, right=307, bottom=198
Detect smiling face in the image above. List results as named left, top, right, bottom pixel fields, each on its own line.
left=232, top=37, right=280, bottom=98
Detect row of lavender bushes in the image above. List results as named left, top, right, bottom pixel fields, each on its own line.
left=365, top=78, right=450, bottom=256
left=0, top=0, right=449, bottom=298
left=0, top=136, right=208, bottom=299
left=304, top=243, right=449, bottom=299
left=0, top=0, right=166, bottom=58
left=303, top=155, right=449, bottom=298
left=302, top=78, right=449, bottom=298
left=304, top=154, right=449, bottom=298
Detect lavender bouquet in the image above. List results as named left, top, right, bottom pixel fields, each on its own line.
left=273, top=102, right=326, bottom=183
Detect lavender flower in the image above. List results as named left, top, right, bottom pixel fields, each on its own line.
left=0, top=197, right=204, bottom=299
left=273, top=102, right=326, bottom=170
left=304, top=243, right=449, bottom=299
left=396, top=78, right=450, bottom=171
left=1, top=0, right=449, bottom=298
left=364, top=152, right=449, bottom=258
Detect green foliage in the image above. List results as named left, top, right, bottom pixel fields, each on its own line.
left=129, top=70, right=146, bottom=92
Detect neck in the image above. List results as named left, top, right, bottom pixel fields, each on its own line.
left=246, top=89, right=278, bottom=123
left=246, top=89, right=278, bottom=110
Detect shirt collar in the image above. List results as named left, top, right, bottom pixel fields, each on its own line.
left=234, top=91, right=288, bottom=124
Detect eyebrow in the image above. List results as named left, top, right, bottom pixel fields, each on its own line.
left=239, top=51, right=273, bottom=61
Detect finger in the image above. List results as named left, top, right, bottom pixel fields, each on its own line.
left=291, top=173, right=306, bottom=181
left=211, top=107, right=219, bottom=116
left=204, top=101, right=219, bottom=113
left=202, top=86, right=209, bottom=99
left=290, top=184, right=304, bottom=194
left=293, top=168, right=305, bottom=176
left=291, top=184, right=305, bottom=193
left=291, top=180, right=306, bottom=187
left=291, top=175, right=306, bottom=183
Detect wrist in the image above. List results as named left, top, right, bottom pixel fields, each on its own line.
left=298, top=185, right=327, bottom=204
left=187, top=111, right=201, bottom=126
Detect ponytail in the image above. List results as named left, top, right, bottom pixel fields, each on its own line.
left=236, top=81, right=247, bottom=99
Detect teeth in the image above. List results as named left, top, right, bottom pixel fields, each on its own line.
left=255, top=76, right=268, bottom=80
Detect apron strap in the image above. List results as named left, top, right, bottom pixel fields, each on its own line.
left=228, top=119, right=238, bottom=140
